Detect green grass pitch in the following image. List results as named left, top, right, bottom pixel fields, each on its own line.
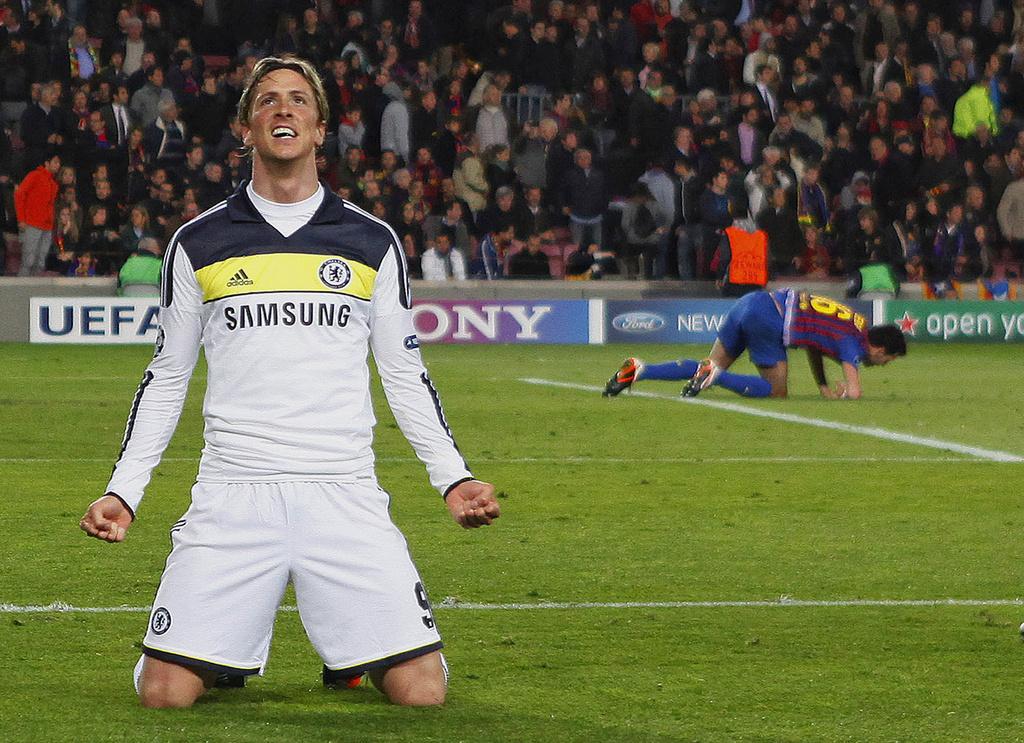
left=1, top=341, right=1024, bottom=742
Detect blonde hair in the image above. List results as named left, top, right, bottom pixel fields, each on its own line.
left=237, top=55, right=329, bottom=128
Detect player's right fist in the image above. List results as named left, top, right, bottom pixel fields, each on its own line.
left=80, top=494, right=133, bottom=543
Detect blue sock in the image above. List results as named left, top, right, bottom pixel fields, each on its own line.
left=638, top=359, right=699, bottom=381
left=715, top=371, right=772, bottom=398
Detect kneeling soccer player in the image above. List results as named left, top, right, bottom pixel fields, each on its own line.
left=79, top=56, right=500, bottom=709
left=604, top=288, right=906, bottom=400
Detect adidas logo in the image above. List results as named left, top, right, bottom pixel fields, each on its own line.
left=226, top=269, right=254, bottom=287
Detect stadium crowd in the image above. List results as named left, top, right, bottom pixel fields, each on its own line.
left=3, top=0, right=1024, bottom=291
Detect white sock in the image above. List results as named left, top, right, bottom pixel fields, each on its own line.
left=439, top=652, right=449, bottom=687
left=132, top=655, right=145, bottom=695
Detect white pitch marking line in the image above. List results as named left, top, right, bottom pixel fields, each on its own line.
left=522, top=378, right=1024, bottom=464
left=3, top=598, right=1024, bottom=614
left=0, top=454, right=991, bottom=466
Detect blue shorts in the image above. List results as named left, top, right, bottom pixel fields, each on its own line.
left=717, top=291, right=787, bottom=367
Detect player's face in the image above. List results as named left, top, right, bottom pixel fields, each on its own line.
left=244, top=69, right=325, bottom=167
left=865, top=346, right=898, bottom=366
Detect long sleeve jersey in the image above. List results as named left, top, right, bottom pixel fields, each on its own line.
left=106, top=183, right=472, bottom=515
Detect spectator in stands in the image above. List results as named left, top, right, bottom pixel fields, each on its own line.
left=66, top=23, right=99, bottom=82
left=130, top=65, right=174, bottom=128
left=917, top=135, right=963, bottom=206
left=81, top=203, right=122, bottom=274
left=482, top=144, right=515, bottom=196
left=481, top=222, right=515, bottom=279
left=46, top=203, right=79, bottom=274
left=475, top=84, right=510, bottom=152
left=564, top=16, right=606, bottom=91
left=953, top=61, right=1000, bottom=140
left=759, top=185, right=805, bottom=277
left=997, top=169, right=1024, bottom=258
left=118, top=235, right=163, bottom=295
left=561, top=148, right=608, bottom=251
left=14, top=151, right=60, bottom=276
left=620, top=182, right=669, bottom=279
left=802, top=224, right=833, bottom=279
left=188, top=72, right=227, bottom=148
left=842, top=206, right=897, bottom=277
left=928, top=202, right=981, bottom=284
left=698, top=168, right=736, bottom=278
left=336, top=145, right=364, bottom=195
left=512, top=117, right=556, bottom=191
left=409, top=88, right=441, bottom=154
left=118, top=204, right=153, bottom=263
left=477, top=184, right=518, bottom=237
left=338, top=106, right=365, bottom=155
left=87, top=178, right=119, bottom=225
left=426, top=197, right=474, bottom=257
left=380, top=82, right=411, bottom=165
left=178, top=144, right=206, bottom=192
left=518, top=185, right=556, bottom=240
left=508, top=233, right=553, bottom=278
left=454, top=133, right=488, bottom=216
left=20, top=82, right=68, bottom=169
left=117, top=17, right=148, bottom=78
left=889, top=200, right=922, bottom=281
left=796, top=163, right=829, bottom=231
left=143, top=100, right=186, bottom=170
left=146, top=180, right=178, bottom=241
left=869, top=136, right=914, bottom=222
left=100, top=84, right=134, bottom=155
left=5, top=0, right=1024, bottom=292
left=421, top=229, right=468, bottom=281
left=197, top=161, right=230, bottom=210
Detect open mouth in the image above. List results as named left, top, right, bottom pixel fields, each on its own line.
left=272, top=126, right=297, bottom=139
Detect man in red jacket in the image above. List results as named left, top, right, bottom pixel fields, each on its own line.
left=14, top=153, right=61, bottom=276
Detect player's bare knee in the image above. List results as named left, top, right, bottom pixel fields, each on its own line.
left=138, top=677, right=202, bottom=708
left=384, top=676, right=446, bottom=706
left=137, top=657, right=209, bottom=708
left=377, top=653, right=447, bottom=706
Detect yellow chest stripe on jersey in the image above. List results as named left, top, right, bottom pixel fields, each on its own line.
left=196, top=253, right=377, bottom=303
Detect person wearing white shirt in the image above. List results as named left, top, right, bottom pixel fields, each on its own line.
left=80, top=54, right=498, bottom=711
left=420, top=231, right=467, bottom=280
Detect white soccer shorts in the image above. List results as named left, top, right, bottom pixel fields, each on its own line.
left=141, top=480, right=443, bottom=677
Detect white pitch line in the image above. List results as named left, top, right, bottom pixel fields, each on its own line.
left=3, top=598, right=1023, bottom=614
left=0, top=454, right=991, bottom=466
left=522, top=378, right=1024, bottom=464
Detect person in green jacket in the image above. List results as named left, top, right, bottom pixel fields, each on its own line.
left=118, top=236, right=163, bottom=295
left=953, top=57, right=1003, bottom=139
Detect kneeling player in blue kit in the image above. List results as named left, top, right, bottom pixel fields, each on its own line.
left=603, top=289, right=906, bottom=400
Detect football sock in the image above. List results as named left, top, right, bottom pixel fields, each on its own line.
left=638, top=359, right=699, bottom=381
left=133, top=655, right=145, bottom=695
left=715, top=371, right=772, bottom=398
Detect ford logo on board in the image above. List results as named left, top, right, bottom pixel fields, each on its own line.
left=612, top=312, right=665, bottom=333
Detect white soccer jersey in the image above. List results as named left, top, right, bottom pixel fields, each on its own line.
left=106, top=184, right=473, bottom=515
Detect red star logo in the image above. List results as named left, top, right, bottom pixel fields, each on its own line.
left=896, top=311, right=918, bottom=336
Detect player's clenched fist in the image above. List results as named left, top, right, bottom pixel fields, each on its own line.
left=445, top=480, right=500, bottom=529
left=80, top=494, right=133, bottom=543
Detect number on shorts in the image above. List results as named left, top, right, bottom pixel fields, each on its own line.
left=414, top=581, right=435, bottom=630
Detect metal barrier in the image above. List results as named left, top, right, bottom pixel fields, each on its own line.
left=501, top=92, right=552, bottom=127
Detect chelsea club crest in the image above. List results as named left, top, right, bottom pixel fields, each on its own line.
left=318, top=258, right=352, bottom=290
